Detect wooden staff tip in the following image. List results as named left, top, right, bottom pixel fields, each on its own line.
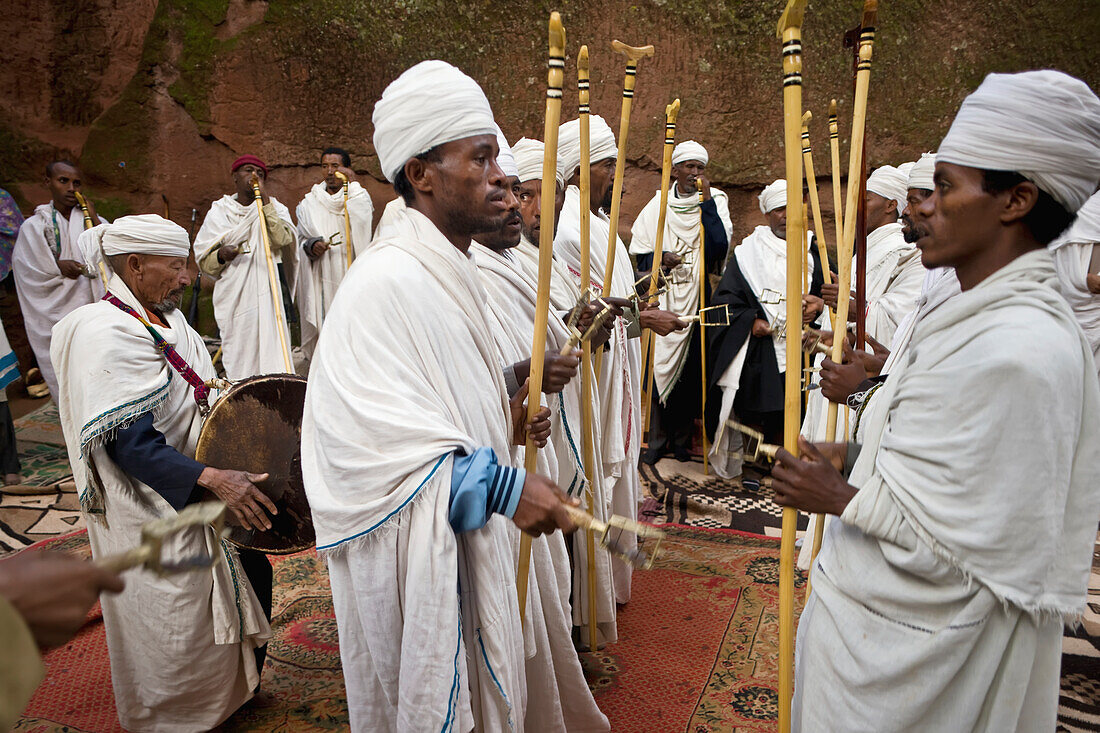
left=777, top=0, right=808, bottom=36
left=801, top=110, right=812, bottom=126
left=549, top=12, right=565, bottom=48
left=666, top=98, right=681, bottom=121
left=611, top=40, right=655, bottom=61
left=829, top=98, right=837, bottom=115
left=579, top=44, right=589, bottom=68
left=861, top=0, right=878, bottom=28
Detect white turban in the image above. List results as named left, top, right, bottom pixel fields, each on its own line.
left=672, top=140, right=709, bottom=167
left=78, top=214, right=191, bottom=278
left=908, top=153, right=936, bottom=191
left=557, top=115, right=617, bottom=183
left=759, top=179, right=787, bottom=214
left=372, top=60, right=497, bottom=182
left=937, top=70, right=1100, bottom=213
left=866, top=164, right=909, bottom=214
left=511, top=137, right=564, bottom=188
left=494, top=125, right=518, bottom=179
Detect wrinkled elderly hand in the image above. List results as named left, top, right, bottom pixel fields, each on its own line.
left=199, top=468, right=277, bottom=531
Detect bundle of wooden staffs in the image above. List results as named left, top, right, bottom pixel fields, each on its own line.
left=775, top=0, right=808, bottom=728
left=800, top=111, right=833, bottom=326
left=809, top=0, right=877, bottom=571
left=251, top=175, right=294, bottom=373
left=593, top=39, right=654, bottom=377
left=641, top=98, right=681, bottom=439
left=517, top=11, right=566, bottom=621
left=576, top=42, right=602, bottom=650
left=697, top=178, right=711, bottom=475
left=333, top=170, right=354, bottom=269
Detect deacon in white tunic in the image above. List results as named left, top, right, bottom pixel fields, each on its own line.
left=195, top=155, right=298, bottom=380
left=1050, top=191, right=1100, bottom=377
left=707, top=179, right=823, bottom=479
left=301, top=60, right=575, bottom=733
left=294, top=147, right=375, bottom=358
left=52, top=215, right=274, bottom=733
left=629, top=140, right=732, bottom=461
left=773, top=70, right=1100, bottom=732
left=13, top=160, right=105, bottom=399
left=554, top=115, right=687, bottom=604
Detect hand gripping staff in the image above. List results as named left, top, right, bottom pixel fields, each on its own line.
left=776, top=0, right=808, bottom=728
left=593, top=40, right=654, bottom=377
left=517, top=12, right=566, bottom=622
left=333, top=170, right=354, bottom=269
left=810, top=0, right=877, bottom=572
left=641, top=98, right=681, bottom=440
left=250, top=174, right=294, bottom=372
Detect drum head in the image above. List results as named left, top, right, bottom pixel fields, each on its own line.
left=195, top=374, right=313, bottom=554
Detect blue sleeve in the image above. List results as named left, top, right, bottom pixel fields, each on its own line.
left=700, top=198, right=730, bottom=273
left=448, top=447, right=526, bottom=533
left=104, top=413, right=206, bottom=511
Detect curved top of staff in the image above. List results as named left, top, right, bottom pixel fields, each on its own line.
left=801, top=110, right=812, bottom=127
left=829, top=98, right=837, bottom=117
left=776, top=0, right=808, bottom=36
left=611, top=39, right=655, bottom=61
left=549, top=11, right=565, bottom=51
left=665, top=97, right=681, bottom=124
left=579, top=44, right=588, bottom=72
left=861, top=0, right=879, bottom=31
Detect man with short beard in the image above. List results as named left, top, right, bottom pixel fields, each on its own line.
left=51, top=215, right=274, bottom=731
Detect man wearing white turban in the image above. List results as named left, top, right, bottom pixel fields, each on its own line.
left=554, top=115, right=686, bottom=605
left=195, top=155, right=298, bottom=380
left=1050, top=191, right=1100, bottom=378
left=293, top=147, right=374, bottom=359
left=300, top=60, right=575, bottom=732
left=13, top=160, right=105, bottom=401
left=629, top=140, right=733, bottom=462
left=774, top=70, right=1100, bottom=731
left=52, top=215, right=274, bottom=732
left=707, top=178, right=824, bottom=479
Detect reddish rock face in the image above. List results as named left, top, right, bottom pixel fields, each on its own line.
left=2, top=0, right=1096, bottom=254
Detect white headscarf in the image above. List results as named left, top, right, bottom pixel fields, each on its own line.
left=866, top=164, right=909, bottom=214
left=557, top=115, right=617, bottom=183
left=937, top=70, right=1100, bottom=213
left=372, top=60, right=498, bottom=182
left=78, top=214, right=191, bottom=277
left=758, top=179, right=786, bottom=214
left=908, top=153, right=936, bottom=191
left=672, top=140, right=709, bottom=167
left=494, top=125, right=518, bottom=179
left=511, top=137, right=564, bottom=188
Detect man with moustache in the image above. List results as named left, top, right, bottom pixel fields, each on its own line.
left=52, top=215, right=275, bottom=731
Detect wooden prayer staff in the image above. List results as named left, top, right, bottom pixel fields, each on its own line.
left=73, top=191, right=110, bottom=289
left=811, top=0, right=876, bottom=570
left=576, top=43, right=601, bottom=651
left=828, top=100, right=844, bottom=272
left=333, top=170, right=354, bottom=269
left=776, top=0, right=808, bottom=728
left=517, top=12, right=566, bottom=622
left=641, top=98, right=681, bottom=440
left=697, top=178, right=711, bottom=475
left=251, top=174, right=294, bottom=373
left=800, top=111, right=833, bottom=325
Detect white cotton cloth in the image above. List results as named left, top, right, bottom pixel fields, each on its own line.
left=372, top=196, right=406, bottom=242
left=936, top=70, right=1100, bottom=212
left=372, top=60, right=498, bottom=182
left=557, top=116, right=617, bottom=183
left=494, top=126, right=519, bottom=178
left=672, top=140, right=708, bottom=166
left=86, top=214, right=190, bottom=258
left=1050, top=191, right=1100, bottom=377
left=514, top=234, right=581, bottom=324
left=471, top=242, right=614, bottom=728
left=294, top=181, right=375, bottom=358
left=512, top=138, right=564, bottom=189
left=629, top=185, right=732, bottom=400
left=795, top=248, right=1100, bottom=731
left=866, top=164, right=909, bottom=214
left=302, top=206, right=527, bottom=732
left=13, top=203, right=104, bottom=399
left=52, top=273, right=269, bottom=733
left=554, top=185, right=642, bottom=604
left=907, top=153, right=936, bottom=191
left=194, top=194, right=296, bottom=380
left=758, top=179, right=786, bottom=214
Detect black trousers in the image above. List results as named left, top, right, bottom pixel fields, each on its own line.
left=238, top=548, right=273, bottom=681
left=647, top=329, right=704, bottom=454
left=0, top=402, right=20, bottom=475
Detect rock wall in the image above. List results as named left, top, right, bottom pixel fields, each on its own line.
left=3, top=0, right=1098, bottom=242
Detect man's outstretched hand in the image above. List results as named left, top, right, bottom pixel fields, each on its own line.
left=511, top=473, right=577, bottom=536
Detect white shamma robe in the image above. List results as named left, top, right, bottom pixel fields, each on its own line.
left=13, top=203, right=104, bottom=398
left=195, top=194, right=297, bottom=380
left=294, top=181, right=374, bottom=358
left=794, top=249, right=1100, bottom=731
left=52, top=274, right=270, bottom=733
left=302, top=207, right=528, bottom=732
